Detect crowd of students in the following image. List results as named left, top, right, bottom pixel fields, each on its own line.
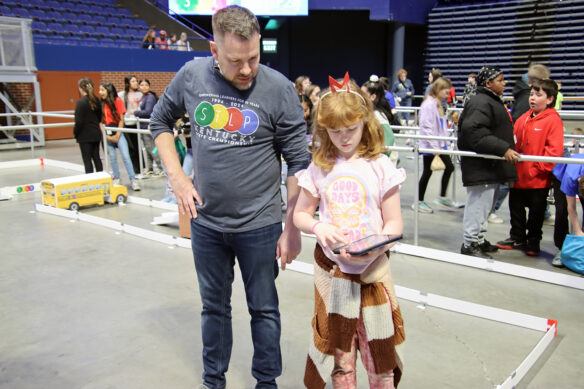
left=72, top=53, right=582, bottom=272
left=291, top=63, right=582, bottom=269
left=73, top=74, right=168, bottom=193
left=142, top=28, right=190, bottom=50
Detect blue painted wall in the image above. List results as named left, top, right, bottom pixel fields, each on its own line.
left=34, top=44, right=211, bottom=72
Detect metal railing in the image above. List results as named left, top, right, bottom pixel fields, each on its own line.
left=388, top=128, right=584, bottom=245
left=102, top=125, right=151, bottom=177
left=4, top=112, right=584, bottom=248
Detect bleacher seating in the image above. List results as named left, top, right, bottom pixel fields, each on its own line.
left=0, top=0, right=152, bottom=49
left=427, top=0, right=584, bottom=110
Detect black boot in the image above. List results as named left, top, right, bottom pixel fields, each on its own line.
left=461, top=242, right=493, bottom=259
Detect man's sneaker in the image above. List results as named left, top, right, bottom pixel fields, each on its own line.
left=112, top=178, right=121, bottom=185
left=496, top=238, right=526, bottom=250
left=488, top=213, right=504, bottom=224
left=434, top=197, right=457, bottom=210
left=153, top=168, right=164, bottom=177
left=552, top=252, right=564, bottom=267
left=478, top=240, right=499, bottom=253
left=411, top=201, right=433, bottom=213
left=131, top=179, right=141, bottom=191
left=460, top=243, right=493, bottom=259
left=525, top=242, right=541, bottom=256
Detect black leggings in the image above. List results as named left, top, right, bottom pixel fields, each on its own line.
left=79, top=142, right=102, bottom=173
left=418, top=154, right=454, bottom=201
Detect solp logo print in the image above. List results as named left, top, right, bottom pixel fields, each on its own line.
left=194, top=101, right=259, bottom=135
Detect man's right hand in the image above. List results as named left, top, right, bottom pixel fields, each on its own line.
left=169, top=171, right=202, bottom=219
left=154, top=132, right=202, bottom=219
left=504, top=149, right=521, bottom=163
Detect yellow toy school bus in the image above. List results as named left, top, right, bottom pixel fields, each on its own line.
left=41, top=172, right=128, bottom=211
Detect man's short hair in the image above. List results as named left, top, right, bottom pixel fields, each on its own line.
left=531, top=79, right=558, bottom=109
left=527, top=63, right=550, bottom=85
left=212, top=5, right=260, bottom=41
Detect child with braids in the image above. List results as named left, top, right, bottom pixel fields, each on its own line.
left=293, top=73, right=406, bottom=389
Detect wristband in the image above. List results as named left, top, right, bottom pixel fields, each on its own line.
left=311, top=221, right=322, bottom=234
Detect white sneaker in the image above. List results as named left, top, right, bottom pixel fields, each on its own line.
left=411, top=201, right=433, bottom=214
left=131, top=179, right=141, bottom=191
left=552, top=252, right=564, bottom=267
left=434, top=197, right=457, bottom=210
left=488, top=213, right=503, bottom=224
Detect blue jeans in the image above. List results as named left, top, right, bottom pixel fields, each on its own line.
left=190, top=221, right=282, bottom=389
left=107, top=133, right=135, bottom=180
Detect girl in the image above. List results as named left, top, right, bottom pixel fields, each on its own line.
left=361, top=78, right=399, bottom=165
left=304, top=84, right=321, bottom=135
left=415, top=77, right=456, bottom=213
left=74, top=77, right=103, bottom=173
left=99, top=82, right=140, bottom=191
left=133, top=78, right=163, bottom=176
left=142, top=29, right=156, bottom=49
left=176, top=31, right=189, bottom=51
left=305, top=84, right=321, bottom=107
left=118, top=75, right=142, bottom=174
left=293, top=73, right=405, bottom=389
left=295, top=75, right=311, bottom=96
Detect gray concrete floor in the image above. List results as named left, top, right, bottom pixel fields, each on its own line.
left=1, top=139, right=583, bottom=389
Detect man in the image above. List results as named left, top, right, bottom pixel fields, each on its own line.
left=150, top=6, right=310, bottom=389
left=458, top=66, right=520, bottom=259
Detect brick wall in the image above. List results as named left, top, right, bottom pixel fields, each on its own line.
left=0, top=83, right=35, bottom=126
left=1, top=71, right=177, bottom=130
left=99, top=71, right=176, bottom=97
left=0, top=71, right=176, bottom=140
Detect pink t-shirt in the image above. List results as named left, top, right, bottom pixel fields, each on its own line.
left=297, top=154, right=406, bottom=274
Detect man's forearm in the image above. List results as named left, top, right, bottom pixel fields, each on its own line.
left=284, top=175, right=301, bottom=231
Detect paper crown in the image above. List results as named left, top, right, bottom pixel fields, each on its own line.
left=321, top=72, right=366, bottom=104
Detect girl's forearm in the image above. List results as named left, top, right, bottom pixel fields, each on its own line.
left=293, top=211, right=317, bottom=235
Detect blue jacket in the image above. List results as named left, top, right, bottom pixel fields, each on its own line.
left=134, top=93, right=157, bottom=129
left=391, top=78, right=414, bottom=106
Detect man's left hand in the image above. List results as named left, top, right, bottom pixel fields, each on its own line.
left=276, top=226, right=301, bottom=270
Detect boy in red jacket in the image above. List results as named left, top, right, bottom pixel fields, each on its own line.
left=497, top=79, right=564, bottom=255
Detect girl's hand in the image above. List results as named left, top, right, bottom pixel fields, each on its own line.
left=335, top=244, right=387, bottom=264
left=312, top=222, right=349, bottom=250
